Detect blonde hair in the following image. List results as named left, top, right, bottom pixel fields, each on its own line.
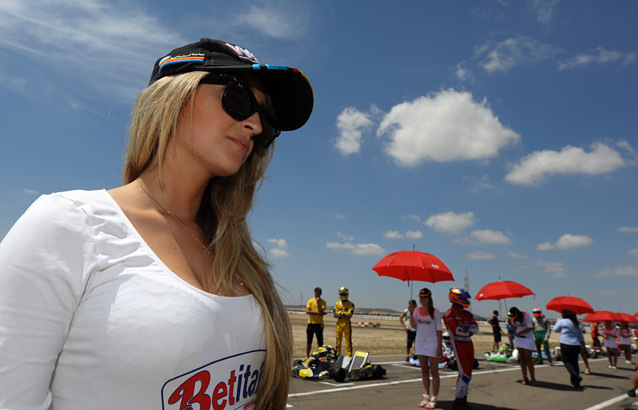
left=124, top=71, right=292, bottom=409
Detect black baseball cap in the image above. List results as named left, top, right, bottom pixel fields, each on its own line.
left=149, top=38, right=314, bottom=132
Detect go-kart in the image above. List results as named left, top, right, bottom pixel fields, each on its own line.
left=292, top=345, right=386, bottom=382
left=484, top=342, right=519, bottom=363
left=409, top=332, right=479, bottom=370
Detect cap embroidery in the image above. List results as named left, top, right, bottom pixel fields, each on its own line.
left=158, top=53, right=206, bottom=73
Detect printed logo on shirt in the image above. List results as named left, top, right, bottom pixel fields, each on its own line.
left=161, top=350, right=265, bottom=410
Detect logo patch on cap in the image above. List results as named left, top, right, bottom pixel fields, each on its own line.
left=224, top=42, right=259, bottom=64
left=158, top=53, right=205, bottom=73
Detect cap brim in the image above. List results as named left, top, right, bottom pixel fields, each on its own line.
left=192, top=64, right=314, bottom=132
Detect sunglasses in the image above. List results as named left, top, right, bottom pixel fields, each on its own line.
left=200, top=74, right=280, bottom=148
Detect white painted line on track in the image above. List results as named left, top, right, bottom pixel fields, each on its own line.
left=288, top=366, right=522, bottom=398
left=584, top=394, right=634, bottom=410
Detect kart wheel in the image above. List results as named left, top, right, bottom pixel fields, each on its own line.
left=372, top=364, right=386, bottom=379
left=473, top=359, right=479, bottom=369
left=333, top=368, right=346, bottom=383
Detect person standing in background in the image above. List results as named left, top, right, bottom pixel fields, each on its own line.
left=487, top=310, right=503, bottom=353
left=619, top=321, right=633, bottom=364
left=306, top=287, right=326, bottom=358
left=602, top=320, right=619, bottom=369
left=334, top=286, right=355, bottom=357
left=399, top=299, right=418, bottom=361
left=532, top=307, right=553, bottom=365
left=509, top=307, right=537, bottom=386
left=553, top=309, right=585, bottom=388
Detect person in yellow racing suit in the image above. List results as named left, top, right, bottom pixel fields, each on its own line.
left=334, top=286, right=355, bottom=357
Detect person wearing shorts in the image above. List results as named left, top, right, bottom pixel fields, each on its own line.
left=399, top=299, right=417, bottom=361
left=602, top=320, right=619, bottom=369
left=509, top=307, right=536, bottom=385
left=409, top=288, right=442, bottom=409
left=487, top=310, right=502, bottom=352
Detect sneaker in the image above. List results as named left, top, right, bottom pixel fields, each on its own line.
left=627, top=360, right=633, bottom=364
left=406, top=356, right=410, bottom=362
left=612, top=366, right=617, bottom=369
left=628, top=389, right=636, bottom=397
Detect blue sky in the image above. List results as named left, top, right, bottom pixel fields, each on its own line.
left=1, top=0, right=637, bottom=318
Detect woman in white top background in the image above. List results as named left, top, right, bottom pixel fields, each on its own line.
left=602, top=320, right=620, bottom=369
left=0, top=38, right=313, bottom=410
left=508, top=306, right=537, bottom=386
left=409, top=287, right=443, bottom=409
left=618, top=321, right=633, bottom=364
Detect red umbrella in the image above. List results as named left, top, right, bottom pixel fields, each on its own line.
left=474, top=280, right=534, bottom=301
left=616, top=312, right=638, bottom=323
left=545, top=296, right=594, bottom=315
left=582, top=310, right=622, bottom=323
left=372, top=250, right=454, bottom=283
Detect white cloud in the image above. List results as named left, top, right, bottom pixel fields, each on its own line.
left=630, top=249, right=638, bottom=261
left=454, top=62, right=476, bottom=83
left=476, top=36, right=556, bottom=74
left=377, top=89, right=519, bottom=167
left=457, top=229, right=511, bottom=245
left=336, top=232, right=354, bottom=241
left=508, top=250, right=527, bottom=259
left=0, top=0, right=183, bottom=101
left=505, top=143, right=625, bottom=185
left=267, top=238, right=289, bottom=258
left=326, top=241, right=386, bottom=256
left=237, top=6, right=308, bottom=39
left=536, top=260, right=566, bottom=278
left=558, top=47, right=638, bottom=71
left=464, top=174, right=498, bottom=193
left=426, top=211, right=476, bottom=234
left=537, top=234, right=593, bottom=251
left=618, top=227, right=638, bottom=233
left=467, top=251, right=496, bottom=260
left=537, top=242, right=555, bottom=251
left=529, top=0, right=560, bottom=25
left=596, top=266, right=638, bottom=277
left=269, top=248, right=290, bottom=258
left=384, top=230, right=423, bottom=239
left=22, top=189, right=38, bottom=195
left=334, top=214, right=346, bottom=220
left=335, top=107, right=374, bottom=155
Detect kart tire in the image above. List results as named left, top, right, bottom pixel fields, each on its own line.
left=372, top=364, right=386, bottom=379
left=473, top=359, right=479, bottom=369
left=333, top=368, right=347, bottom=383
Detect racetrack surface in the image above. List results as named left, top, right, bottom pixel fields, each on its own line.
left=287, top=355, right=637, bottom=409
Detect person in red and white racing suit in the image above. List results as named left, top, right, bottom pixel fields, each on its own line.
left=444, top=287, right=478, bottom=410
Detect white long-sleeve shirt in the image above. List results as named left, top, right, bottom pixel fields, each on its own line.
left=0, top=190, right=265, bottom=409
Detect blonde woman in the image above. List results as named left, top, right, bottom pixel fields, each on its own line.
left=0, top=38, right=313, bottom=409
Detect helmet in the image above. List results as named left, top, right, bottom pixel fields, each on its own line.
left=449, top=287, right=471, bottom=308
left=338, top=286, right=349, bottom=301
left=532, top=307, right=542, bottom=317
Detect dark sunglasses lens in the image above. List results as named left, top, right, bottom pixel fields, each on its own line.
left=221, top=80, right=281, bottom=148
left=222, top=82, right=254, bottom=120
